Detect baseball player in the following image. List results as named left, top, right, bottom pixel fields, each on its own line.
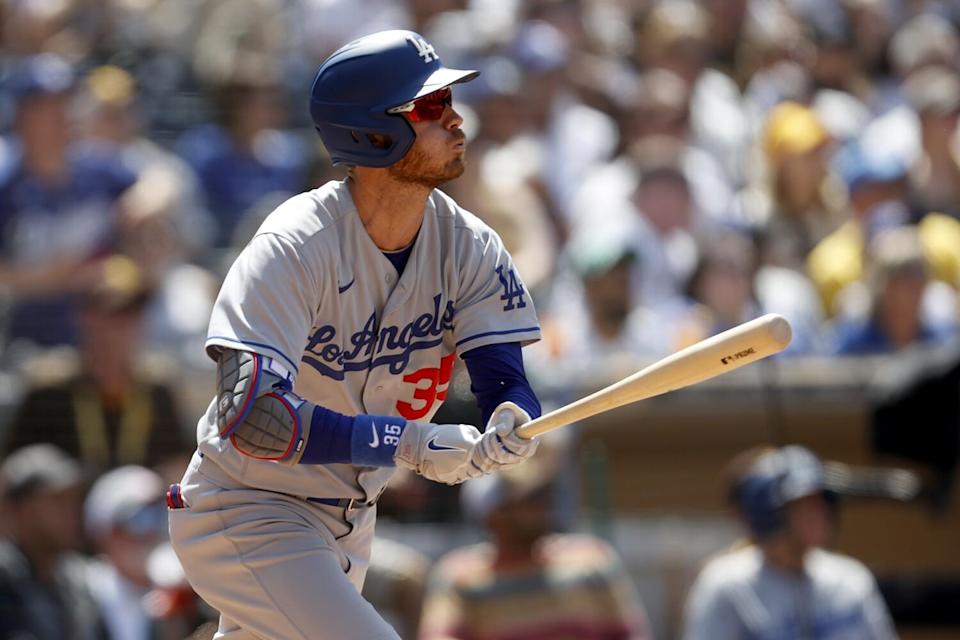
left=167, top=30, right=542, bottom=640
left=682, top=446, right=897, bottom=640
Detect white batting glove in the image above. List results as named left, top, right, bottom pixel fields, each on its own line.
left=473, top=402, right=539, bottom=473
left=394, top=421, right=485, bottom=485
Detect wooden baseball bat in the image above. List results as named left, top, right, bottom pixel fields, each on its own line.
left=516, top=313, right=792, bottom=438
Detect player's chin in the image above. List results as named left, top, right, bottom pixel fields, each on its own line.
left=447, top=156, right=466, bottom=178
left=434, top=157, right=465, bottom=184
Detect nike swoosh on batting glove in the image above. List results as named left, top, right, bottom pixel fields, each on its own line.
left=394, top=421, right=484, bottom=485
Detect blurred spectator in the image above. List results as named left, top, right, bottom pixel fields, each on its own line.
left=570, top=137, right=698, bottom=323
left=532, top=230, right=660, bottom=371
left=0, top=54, right=140, bottom=348
left=363, top=536, right=431, bottom=640
left=682, top=445, right=896, bottom=640
left=628, top=142, right=700, bottom=313
left=292, top=0, right=414, bottom=63
left=77, top=64, right=213, bottom=261
left=830, top=226, right=956, bottom=354
left=0, top=55, right=178, bottom=350
left=901, top=65, right=960, bottom=219
left=807, top=139, right=913, bottom=315
left=419, top=437, right=650, bottom=640
left=659, top=229, right=820, bottom=355
left=888, top=12, right=959, bottom=80
left=84, top=465, right=200, bottom=640
left=490, top=19, right=619, bottom=238
left=177, top=77, right=308, bottom=248
left=1, top=0, right=93, bottom=58
left=755, top=101, right=846, bottom=271
left=636, top=0, right=712, bottom=87
left=75, top=64, right=220, bottom=358
left=701, top=0, right=750, bottom=77
left=145, top=542, right=219, bottom=640
left=450, top=177, right=557, bottom=299
left=623, top=72, right=735, bottom=227
left=673, top=233, right=762, bottom=346
left=0, top=444, right=103, bottom=640
left=798, top=1, right=877, bottom=103
left=571, top=242, right=641, bottom=354
left=844, top=0, right=899, bottom=81
left=189, top=0, right=291, bottom=90
left=3, top=255, right=192, bottom=482
left=732, top=1, right=809, bottom=92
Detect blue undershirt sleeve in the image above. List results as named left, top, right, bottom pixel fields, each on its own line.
left=461, top=341, right=541, bottom=426
left=298, top=406, right=406, bottom=467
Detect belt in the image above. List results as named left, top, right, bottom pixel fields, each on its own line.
left=166, top=482, right=380, bottom=512
left=189, top=452, right=382, bottom=512
left=306, top=496, right=378, bottom=511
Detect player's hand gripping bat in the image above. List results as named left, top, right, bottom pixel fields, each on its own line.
left=517, top=313, right=793, bottom=439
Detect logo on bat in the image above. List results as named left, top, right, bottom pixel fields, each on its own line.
left=721, top=347, right=756, bottom=365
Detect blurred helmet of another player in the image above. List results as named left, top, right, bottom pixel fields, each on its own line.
left=729, top=445, right=838, bottom=540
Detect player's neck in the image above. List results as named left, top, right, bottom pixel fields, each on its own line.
left=23, top=143, right=68, bottom=183
left=348, top=174, right=429, bottom=251
left=493, top=542, right=539, bottom=570
left=12, top=531, right=60, bottom=583
left=761, top=538, right=807, bottom=574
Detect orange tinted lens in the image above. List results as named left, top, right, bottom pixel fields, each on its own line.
left=406, top=88, right=452, bottom=122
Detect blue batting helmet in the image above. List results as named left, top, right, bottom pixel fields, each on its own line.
left=309, top=30, right=479, bottom=167
left=731, top=446, right=837, bottom=539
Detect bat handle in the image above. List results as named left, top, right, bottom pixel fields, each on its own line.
left=516, top=414, right=561, bottom=439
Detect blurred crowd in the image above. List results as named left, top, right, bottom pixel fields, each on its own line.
left=3, top=0, right=960, bottom=638
left=3, top=0, right=960, bottom=366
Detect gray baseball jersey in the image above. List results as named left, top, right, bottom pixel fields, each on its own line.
left=683, top=546, right=897, bottom=640
left=196, top=179, right=541, bottom=502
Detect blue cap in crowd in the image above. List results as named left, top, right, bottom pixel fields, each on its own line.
left=5, top=54, right=76, bottom=101
left=834, top=141, right=908, bottom=191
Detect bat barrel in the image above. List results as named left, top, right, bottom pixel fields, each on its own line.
left=516, top=314, right=792, bottom=439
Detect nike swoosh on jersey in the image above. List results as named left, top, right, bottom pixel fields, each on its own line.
left=338, top=278, right=355, bottom=294
left=427, top=437, right=462, bottom=452
left=369, top=423, right=380, bottom=448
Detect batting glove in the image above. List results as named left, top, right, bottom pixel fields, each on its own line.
left=472, top=401, right=538, bottom=473
left=394, top=421, right=485, bottom=485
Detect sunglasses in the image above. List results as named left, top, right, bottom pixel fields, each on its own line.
left=387, top=87, right=453, bottom=122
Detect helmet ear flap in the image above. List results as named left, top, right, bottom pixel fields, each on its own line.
left=315, top=117, right=413, bottom=167
left=367, top=133, right=393, bottom=150
left=730, top=450, right=790, bottom=539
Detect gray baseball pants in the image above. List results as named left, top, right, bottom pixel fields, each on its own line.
left=169, top=455, right=401, bottom=640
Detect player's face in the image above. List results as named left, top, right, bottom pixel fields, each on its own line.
left=389, top=87, right=467, bottom=187
left=17, top=92, right=71, bottom=151
left=786, top=494, right=832, bottom=551
left=16, top=486, right=85, bottom=553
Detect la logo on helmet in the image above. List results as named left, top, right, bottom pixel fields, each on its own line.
left=407, top=36, right=438, bottom=63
